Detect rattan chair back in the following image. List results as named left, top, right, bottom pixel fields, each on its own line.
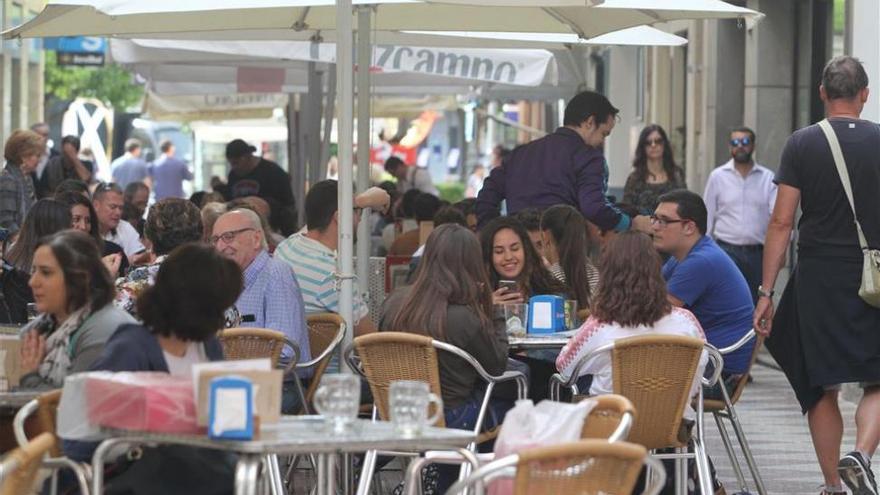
left=576, top=394, right=636, bottom=441
left=305, top=313, right=345, bottom=404
left=611, top=334, right=703, bottom=450
left=219, top=327, right=286, bottom=366
left=512, top=440, right=647, bottom=495
left=352, top=332, right=445, bottom=427
left=0, top=432, right=55, bottom=495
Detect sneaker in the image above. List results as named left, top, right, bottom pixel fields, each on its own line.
left=839, top=451, right=878, bottom=495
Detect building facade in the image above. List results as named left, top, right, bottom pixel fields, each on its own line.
left=0, top=0, right=45, bottom=144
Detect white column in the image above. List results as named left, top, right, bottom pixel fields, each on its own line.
left=336, top=0, right=356, bottom=355
left=355, top=7, right=371, bottom=298
left=850, top=0, right=880, bottom=122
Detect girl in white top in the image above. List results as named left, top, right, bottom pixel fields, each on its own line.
left=556, top=231, right=708, bottom=418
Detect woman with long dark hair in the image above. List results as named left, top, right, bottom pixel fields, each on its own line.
left=381, top=224, right=508, bottom=415
left=540, top=205, right=598, bottom=309
left=556, top=231, right=706, bottom=406
left=54, top=191, right=128, bottom=277
left=623, top=124, right=686, bottom=214
left=0, top=199, right=71, bottom=324
left=479, top=216, right=568, bottom=305
left=18, top=230, right=135, bottom=389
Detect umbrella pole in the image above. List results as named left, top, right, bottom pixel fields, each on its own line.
left=336, top=0, right=356, bottom=359
left=355, top=6, right=372, bottom=298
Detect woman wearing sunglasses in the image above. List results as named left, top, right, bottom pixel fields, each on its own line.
left=623, top=124, right=686, bottom=214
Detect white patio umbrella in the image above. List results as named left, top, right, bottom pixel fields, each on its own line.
left=4, top=0, right=760, bottom=377
left=3, top=0, right=762, bottom=41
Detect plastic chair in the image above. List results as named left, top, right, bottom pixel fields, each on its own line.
left=344, top=332, right=528, bottom=495
left=13, top=390, right=90, bottom=495
left=297, top=313, right=346, bottom=413
left=548, top=334, right=723, bottom=495
left=446, top=439, right=666, bottom=495
left=703, top=329, right=767, bottom=495
left=0, top=432, right=56, bottom=495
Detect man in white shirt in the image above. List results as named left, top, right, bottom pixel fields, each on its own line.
left=703, top=127, right=777, bottom=303
left=93, top=182, right=148, bottom=265
left=384, top=156, right=438, bottom=196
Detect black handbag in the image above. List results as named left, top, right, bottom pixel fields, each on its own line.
left=104, top=445, right=237, bottom=495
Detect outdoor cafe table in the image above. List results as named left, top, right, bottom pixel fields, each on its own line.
left=91, top=415, right=475, bottom=495
left=0, top=391, right=42, bottom=410
left=508, top=330, right=575, bottom=351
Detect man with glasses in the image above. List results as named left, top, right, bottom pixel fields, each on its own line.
left=212, top=208, right=310, bottom=413
left=703, top=127, right=777, bottom=303
left=652, top=189, right=755, bottom=384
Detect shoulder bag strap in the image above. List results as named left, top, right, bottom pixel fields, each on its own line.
left=817, top=119, right=869, bottom=251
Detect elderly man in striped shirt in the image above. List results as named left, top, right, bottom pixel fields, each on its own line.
left=275, top=180, right=390, bottom=337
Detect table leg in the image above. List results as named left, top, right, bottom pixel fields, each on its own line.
left=342, top=453, right=352, bottom=495
left=235, top=454, right=260, bottom=495
left=316, top=454, right=327, bottom=495
left=326, top=453, right=337, bottom=495
left=90, top=438, right=134, bottom=495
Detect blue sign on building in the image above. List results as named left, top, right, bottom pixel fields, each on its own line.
left=45, top=37, right=106, bottom=67
left=44, top=36, right=106, bottom=53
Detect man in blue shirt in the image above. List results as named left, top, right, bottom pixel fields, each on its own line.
left=111, top=139, right=150, bottom=189
left=475, top=90, right=651, bottom=234
left=212, top=208, right=309, bottom=413
left=652, top=189, right=755, bottom=381
left=149, top=140, right=193, bottom=200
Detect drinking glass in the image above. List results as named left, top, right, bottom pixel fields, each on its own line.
left=314, top=374, right=361, bottom=433
left=389, top=380, right=443, bottom=437
left=564, top=299, right=579, bottom=330
left=503, top=303, right=528, bottom=337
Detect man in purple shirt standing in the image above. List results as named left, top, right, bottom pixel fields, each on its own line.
left=149, top=140, right=193, bottom=200
left=476, top=91, right=650, bottom=233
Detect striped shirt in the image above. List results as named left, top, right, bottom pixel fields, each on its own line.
left=275, top=233, right=369, bottom=323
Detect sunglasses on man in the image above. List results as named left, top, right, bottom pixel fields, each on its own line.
left=729, top=137, right=752, bottom=148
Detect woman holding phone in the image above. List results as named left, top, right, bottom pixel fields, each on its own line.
left=480, top=216, right=568, bottom=305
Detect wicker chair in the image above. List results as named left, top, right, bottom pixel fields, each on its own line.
left=548, top=334, right=723, bottom=495
left=0, top=432, right=56, bottom=495
left=345, top=332, right=528, bottom=495
left=401, top=393, right=636, bottom=495
left=446, top=440, right=665, bottom=495
left=703, top=329, right=767, bottom=495
left=218, top=327, right=303, bottom=495
left=297, top=313, right=346, bottom=412
left=579, top=394, right=636, bottom=442
left=13, top=390, right=91, bottom=495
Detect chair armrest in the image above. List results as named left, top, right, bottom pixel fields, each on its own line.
left=12, top=399, right=38, bottom=447
left=548, top=341, right=615, bottom=401
left=716, top=329, right=756, bottom=355
left=489, top=371, right=528, bottom=400
left=296, top=321, right=347, bottom=369
left=281, top=338, right=301, bottom=375
left=701, top=345, right=724, bottom=387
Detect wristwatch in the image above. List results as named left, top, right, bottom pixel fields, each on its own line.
left=757, top=285, right=774, bottom=298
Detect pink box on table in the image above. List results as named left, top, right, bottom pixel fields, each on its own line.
left=85, top=372, right=200, bottom=434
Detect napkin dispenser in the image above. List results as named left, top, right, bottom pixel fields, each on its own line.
left=527, top=295, right=566, bottom=334
left=208, top=376, right=254, bottom=440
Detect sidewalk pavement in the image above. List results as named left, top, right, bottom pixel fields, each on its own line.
left=705, top=349, right=878, bottom=494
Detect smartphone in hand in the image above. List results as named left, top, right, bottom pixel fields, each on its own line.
left=498, top=279, right=518, bottom=293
